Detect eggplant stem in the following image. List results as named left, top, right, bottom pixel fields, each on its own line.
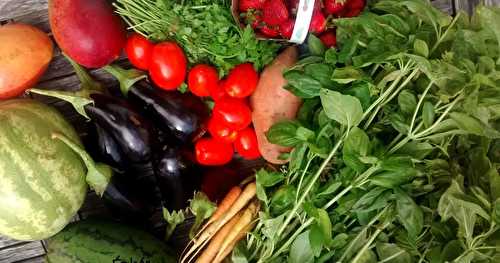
left=64, top=54, right=104, bottom=93
left=103, top=64, right=147, bottom=96
left=51, top=132, right=112, bottom=197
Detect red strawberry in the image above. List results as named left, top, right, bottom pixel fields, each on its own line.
left=279, top=19, right=295, bottom=39
left=324, top=0, right=346, bottom=15
left=319, top=30, right=337, bottom=48
left=263, top=0, right=289, bottom=26
left=314, top=0, right=323, bottom=11
left=309, top=11, right=326, bottom=34
left=342, top=0, right=365, bottom=17
left=287, top=0, right=300, bottom=15
left=239, top=0, right=266, bottom=12
left=260, top=24, right=280, bottom=37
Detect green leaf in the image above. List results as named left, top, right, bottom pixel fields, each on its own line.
left=450, top=112, right=500, bottom=138
left=395, top=189, right=424, bottom=239
left=489, top=168, right=500, bottom=200
left=331, top=233, right=349, bottom=249
left=305, top=64, right=335, bottom=88
left=270, top=185, right=296, bottom=216
left=398, top=90, right=417, bottom=116
left=310, top=224, right=324, bottom=257
left=345, top=82, right=372, bottom=110
left=256, top=169, right=285, bottom=187
left=441, top=240, right=463, bottom=262
left=413, top=39, right=429, bottom=57
left=356, top=249, right=377, bottom=263
left=317, top=182, right=342, bottom=197
left=317, top=208, right=333, bottom=244
left=189, top=192, right=216, bottom=238
left=256, top=180, right=268, bottom=205
left=308, top=34, right=326, bottom=56
left=353, top=187, right=387, bottom=211
left=475, top=6, right=500, bottom=64
left=163, top=209, right=185, bottom=240
left=231, top=242, right=250, bottom=263
left=262, top=214, right=285, bottom=240
left=332, top=67, right=364, bottom=84
left=370, top=168, right=417, bottom=189
left=422, top=101, right=435, bottom=128
left=296, top=126, right=316, bottom=142
left=285, top=71, right=323, bottom=98
left=320, top=89, right=364, bottom=128
left=493, top=199, right=500, bottom=224
left=395, top=141, right=433, bottom=159
left=289, top=231, right=314, bottom=263
left=266, top=121, right=301, bottom=147
left=376, top=243, right=411, bottom=263
left=390, top=113, right=410, bottom=134
left=325, top=48, right=338, bottom=64
left=343, top=127, right=370, bottom=172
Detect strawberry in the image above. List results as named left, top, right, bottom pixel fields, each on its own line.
left=239, top=0, right=266, bottom=12
left=309, top=11, right=326, bottom=34
left=324, top=0, right=346, bottom=15
left=279, top=19, right=295, bottom=39
left=342, top=0, right=365, bottom=17
left=287, top=0, right=299, bottom=15
left=319, top=30, right=337, bottom=48
left=263, top=0, right=289, bottom=26
left=260, top=24, right=280, bottom=37
left=314, top=0, right=323, bottom=11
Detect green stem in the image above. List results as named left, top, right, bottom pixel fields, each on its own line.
left=276, top=137, right=345, bottom=239
left=52, top=133, right=112, bottom=196
left=413, top=94, right=463, bottom=138
left=352, top=221, right=391, bottom=263
left=270, top=218, right=315, bottom=261
left=103, top=65, right=147, bottom=96
left=295, top=156, right=315, bottom=203
left=409, top=81, right=434, bottom=134
left=430, top=13, right=461, bottom=55
left=64, top=54, right=104, bottom=93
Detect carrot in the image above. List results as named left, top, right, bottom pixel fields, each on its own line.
left=181, top=182, right=257, bottom=262
left=213, top=200, right=260, bottom=263
left=206, top=186, right=242, bottom=227
left=214, top=221, right=256, bottom=263
left=195, top=211, right=243, bottom=263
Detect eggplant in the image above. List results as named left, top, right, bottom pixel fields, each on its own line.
left=53, top=133, right=154, bottom=220
left=104, top=65, right=209, bottom=143
left=85, top=93, right=153, bottom=164
left=154, top=146, right=202, bottom=211
left=92, top=123, right=125, bottom=168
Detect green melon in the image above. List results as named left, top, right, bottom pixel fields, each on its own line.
left=46, top=219, right=177, bottom=263
left=0, top=99, right=87, bottom=241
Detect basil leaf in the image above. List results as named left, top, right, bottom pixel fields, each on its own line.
left=320, top=89, right=364, bottom=128
left=332, top=66, right=365, bottom=84
left=289, top=231, right=314, bottom=263
left=256, top=169, right=285, bottom=187
left=266, top=121, right=301, bottom=147
left=270, top=186, right=296, bottom=216
left=376, top=243, right=411, bottom=263
left=395, top=188, right=424, bottom=239
left=308, top=34, right=326, bottom=56
left=305, top=64, right=335, bottom=88
left=285, top=71, right=323, bottom=98
left=398, top=90, right=417, bottom=116
left=413, top=39, right=429, bottom=57
left=422, top=101, right=435, bottom=128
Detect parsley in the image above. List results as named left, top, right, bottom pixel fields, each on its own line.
left=114, top=0, right=280, bottom=75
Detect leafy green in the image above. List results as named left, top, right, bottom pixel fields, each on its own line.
left=114, top=0, right=279, bottom=75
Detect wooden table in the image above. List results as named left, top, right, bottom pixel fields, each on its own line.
left=0, top=0, right=498, bottom=262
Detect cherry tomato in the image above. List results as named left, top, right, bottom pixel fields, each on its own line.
left=188, top=64, right=219, bottom=97
left=207, top=116, right=239, bottom=143
left=195, top=137, right=234, bottom=166
left=125, top=33, right=154, bottom=70
left=234, top=127, right=261, bottom=160
left=209, top=79, right=228, bottom=101
left=149, top=41, right=187, bottom=90
left=212, top=97, right=252, bottom=131
left=224, top=63, right=259, bottom=98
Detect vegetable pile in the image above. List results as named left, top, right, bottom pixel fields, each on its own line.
left=235, top=1, right=500, bottom=262
left=114, top=0, right=280, bottom=74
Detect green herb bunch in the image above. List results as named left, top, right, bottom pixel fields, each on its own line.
left=114, top=0, right=280, bottom=75
left=236, top=1, right=500, bottom=262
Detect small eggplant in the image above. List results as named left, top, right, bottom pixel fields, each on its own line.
left=92, top=123, right=125, bottom=168
left=84, top=93, right=153, bottom=164
left=154, top=146, right=202, bottom=211
left=53, top=133, right=154, bottom=220
left=104, top=65, right=209, bottom=143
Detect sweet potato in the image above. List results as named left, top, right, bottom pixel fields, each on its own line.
left=0, top=23, right=53, bottom=99
left=250, top=46, right=301, bottom=164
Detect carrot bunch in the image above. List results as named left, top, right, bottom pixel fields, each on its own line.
left=181, top=182, right=259, bottom=263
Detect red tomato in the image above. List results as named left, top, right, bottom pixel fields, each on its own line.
left=195, top=137, right=234, bottom=166
left=209, top=79, right=228, bottom=101
left=207, top=116, right=239, bottom=143
left=224, top=63, right=259, bottom=98
left=188, top=64, right=219, bottom=97
left=149, top=42, right=187, bottom=90
left=212, top=98, right=252, bottom=131
left=125, top=33, right=154, bottom=70
left=234, top=127, right=261, bottom=160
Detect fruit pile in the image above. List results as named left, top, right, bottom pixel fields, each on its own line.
left=238, top=0, right=365, bottom=45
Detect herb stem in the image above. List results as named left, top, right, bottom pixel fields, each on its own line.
left=351, top=221, right=391, bottom=263
left=295, top=156, right=314, bottom=203
left=430, top=13, right=461, bottom=55
left=413, top=94, right=463, bottom=138
left=409, top=81, right=434, bottom=134
left=276, top=136, right=345, bottom=239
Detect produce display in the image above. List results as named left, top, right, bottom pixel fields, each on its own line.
left=0, top=0, right=499, bottom=262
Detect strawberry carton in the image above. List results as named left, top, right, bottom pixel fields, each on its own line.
left=231, top=0, right=365, bottom=46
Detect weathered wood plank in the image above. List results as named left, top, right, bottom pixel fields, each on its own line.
left=0, top=0, right=48, bottom=22
left=0, top=242, right=45, bottom=262
left=16, top=256, right=46, bottom=263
